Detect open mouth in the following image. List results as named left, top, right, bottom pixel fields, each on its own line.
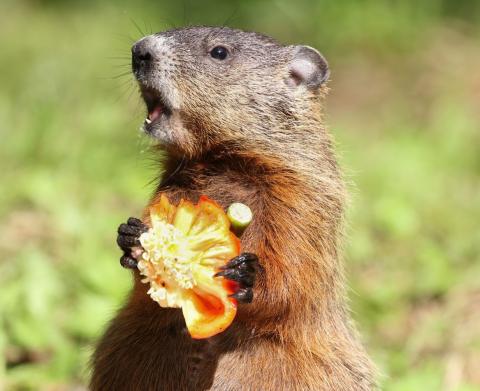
left=140, top=86, right=172, bottom=132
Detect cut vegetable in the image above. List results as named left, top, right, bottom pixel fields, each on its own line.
left=138, top=195, right=240, bottom=339
left=227, top=202, right=253, bottom=236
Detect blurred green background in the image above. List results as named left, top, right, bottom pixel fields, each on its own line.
left=1, top=0, right=479, bottom=390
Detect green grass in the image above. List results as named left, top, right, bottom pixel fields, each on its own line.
left=1, top=1, right=479, bottom=389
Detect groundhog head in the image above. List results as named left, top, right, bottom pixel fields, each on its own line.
left=132, top=26, right=329, bottom=159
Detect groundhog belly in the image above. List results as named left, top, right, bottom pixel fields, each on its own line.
left=209, top=339, right=316, bottom=391
left=90, top=302, right=212, bottom=390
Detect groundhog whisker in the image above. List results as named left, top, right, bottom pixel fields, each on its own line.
left=110, top=71, right=134, bottom=80
left=129, top=17, right=145, bottom=37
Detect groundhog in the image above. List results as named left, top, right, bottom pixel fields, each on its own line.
left=90, top=26, right=376, bottom=390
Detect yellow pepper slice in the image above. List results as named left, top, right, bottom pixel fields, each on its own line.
left=138, top=195, right=240, bottom=339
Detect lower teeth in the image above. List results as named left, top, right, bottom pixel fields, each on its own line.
left=145, top=118, right=152, bottom=124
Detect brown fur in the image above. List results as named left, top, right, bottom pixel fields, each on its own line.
left=91, top=27, right=375, bottom=390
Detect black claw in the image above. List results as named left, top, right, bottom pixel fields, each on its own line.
left=127, top=217, right=147, bottom=229
left=120, top=254, right=138, bottom=269
left=214, top=269, right=254, bottom=287
left=218, top=261, right=254, bottom=274
left=225, top=252, right=258, bottom=269
left=117, top=234, right=140, bottom=251
left=118, top=223, right=146, bottom=236
left=229, top=288, right=253, bottom=304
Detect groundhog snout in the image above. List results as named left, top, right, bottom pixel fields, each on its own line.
left=131, top=39, right=155, bottom=74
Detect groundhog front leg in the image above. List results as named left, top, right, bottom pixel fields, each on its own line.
left=215, top=252, right=259, bottom=303
left=116, top=217, right=148, bottom=269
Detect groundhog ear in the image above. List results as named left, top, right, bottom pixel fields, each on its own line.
left=287, top=46, right=330, bottom=89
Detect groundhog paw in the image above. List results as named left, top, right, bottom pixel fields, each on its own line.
left=214, top=252, right=258, bottom=303
left=117, top=217, right=148, bottom=269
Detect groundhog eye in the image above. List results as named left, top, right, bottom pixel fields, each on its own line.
left=210, top=46, right=229, bottom=60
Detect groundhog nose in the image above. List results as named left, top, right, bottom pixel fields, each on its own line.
left=132, top=40, right=153, bottom=72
